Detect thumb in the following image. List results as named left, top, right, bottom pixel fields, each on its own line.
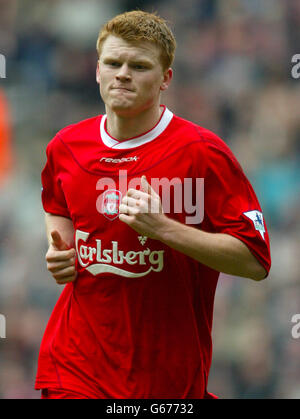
left=141, top=175, right=157, bottom=197
left=50, top=230, right=69, bottom=251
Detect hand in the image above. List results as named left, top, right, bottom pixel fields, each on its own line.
left=119, top=175, right=168, bottom=239
left=45, top=230, right=77, bottom=285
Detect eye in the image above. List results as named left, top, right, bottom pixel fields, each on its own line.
left=110, top=62, right=121, bottom=67
left=131, top=63, right=149, bottom=70
left=105, top=61, right=121, bottom=67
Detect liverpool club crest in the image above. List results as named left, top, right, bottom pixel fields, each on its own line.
left=102, top=189, right=122, bottom=220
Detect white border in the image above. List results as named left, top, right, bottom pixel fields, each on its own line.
left=100, top=107, right=174, bottom=149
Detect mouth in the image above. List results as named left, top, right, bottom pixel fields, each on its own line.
left=112, top=87, right=134, bottom=92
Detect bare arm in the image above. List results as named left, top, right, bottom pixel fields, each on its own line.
left=45, top=213, right=77, bottom=285
left=119, top=176, right=267, bottom=281
left=45, top=213, right=75, bottom=247
left=157, top=218, right=267, bottom=280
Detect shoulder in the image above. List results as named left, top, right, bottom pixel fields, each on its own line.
left=170, top=113, right=244, bottom=175
left=171, top=114, right=236, bottom=157
left=46, top=114, right=103, bottom=152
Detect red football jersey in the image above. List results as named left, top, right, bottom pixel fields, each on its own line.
left=36, top=105, right=271, bottom=398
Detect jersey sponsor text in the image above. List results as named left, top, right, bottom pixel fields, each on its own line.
left=75, top=229, right=164, bottom=278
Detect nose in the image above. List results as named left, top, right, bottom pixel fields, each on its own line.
left=116, top=64, right=131, bottom=82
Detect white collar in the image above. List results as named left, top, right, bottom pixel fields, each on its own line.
left=100, top=106, right=173, bottom=150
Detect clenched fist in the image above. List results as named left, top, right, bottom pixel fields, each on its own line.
left=45, top=230, right=77, bottom=285
left=119, top=175, right=169, bottom=240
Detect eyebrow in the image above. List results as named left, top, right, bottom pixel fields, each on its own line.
left=101, top=55, right=154, bottom=66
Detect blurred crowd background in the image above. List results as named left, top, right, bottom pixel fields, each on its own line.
left=0, top=0, right=299, bottom=399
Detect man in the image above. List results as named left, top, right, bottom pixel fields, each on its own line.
left=36, top=10, right=271, bottom=399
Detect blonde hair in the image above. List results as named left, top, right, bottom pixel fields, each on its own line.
left=96, top=10, right=176, bottom=71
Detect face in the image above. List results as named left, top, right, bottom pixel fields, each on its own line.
left=96, top=35, right=172, bottom=117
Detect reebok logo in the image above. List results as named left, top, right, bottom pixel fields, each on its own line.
left=100, top=156, right=139, bottom=164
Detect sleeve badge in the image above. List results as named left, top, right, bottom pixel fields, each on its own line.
left=243, top=210, right=266, bottom=240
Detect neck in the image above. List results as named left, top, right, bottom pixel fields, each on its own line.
left=105, top=105, right=164, bottom=141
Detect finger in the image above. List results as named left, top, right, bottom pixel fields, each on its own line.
left=122, top=196, right=140, bottom=208
left=55, top=275, right=77, bottom=285
left=119, top=213, right=136, bottom=225
left=141, top=175, right=158, bottom=197
left=119, top=203, right=139, bottom=216
left=51, top=230, right=69, bottom=251
left=122, top=195, right=151, bottom=214
left=52, top=265, right=76, bottom=280
left=46, top=248, right=76, bottom=263
left=126, top=188, right=149, bottom=201
left=47, top=257, right=76, bottom=273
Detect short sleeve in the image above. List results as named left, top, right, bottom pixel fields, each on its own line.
left=41, top=138, right=70, bottom=218
left=202, top=138, right=271, bottom=275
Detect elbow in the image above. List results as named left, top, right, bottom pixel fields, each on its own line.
left=249, top=264, right=268, bottom=281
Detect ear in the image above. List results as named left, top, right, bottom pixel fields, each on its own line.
left=160, top=68, right=173, bottom=92
left=96, top=60, right=100, bottom=84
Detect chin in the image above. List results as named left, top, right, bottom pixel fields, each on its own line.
left=114, top=109, right=140, bottom=118
left=110, top=104, right=139, bottom=117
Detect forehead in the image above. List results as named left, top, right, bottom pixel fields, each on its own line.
left=100, top=35, right=161, bottom=62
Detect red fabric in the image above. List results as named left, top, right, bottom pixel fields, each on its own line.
left=0, top=89, right=13, bottom=186
left=36, top=108, right=271, bottom=399
left=41, top=388, right=91, bottom=399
